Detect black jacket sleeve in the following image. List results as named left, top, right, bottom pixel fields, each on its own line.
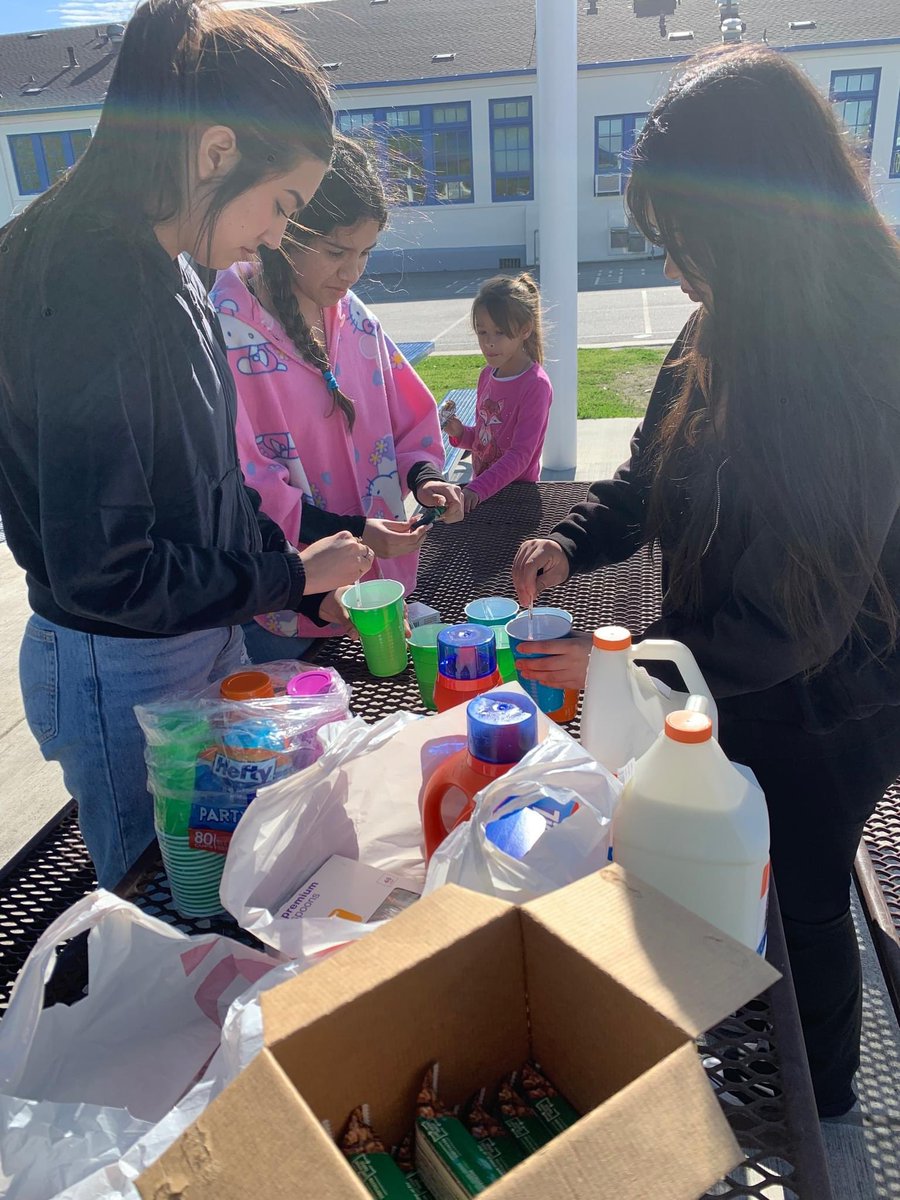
left=548, top=322, right=695, bottom=573
left=299, top=504, right=366, bottom=542
left=407, top=460, right=446, bottom=496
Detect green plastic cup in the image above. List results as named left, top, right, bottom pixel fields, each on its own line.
left=407, top=623, right=450, bottom=710
left=494, top=627, right=518, bottom=684
left=145, top=711, right=212, bottom=836
left=343, top=579, right=408, bottom=677
left=156, top=830, right=226, bottom=918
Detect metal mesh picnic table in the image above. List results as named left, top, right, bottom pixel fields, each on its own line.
left=0, top=482, right=852, bottom=1197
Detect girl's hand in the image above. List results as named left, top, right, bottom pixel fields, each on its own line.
left=417, top=479, right=465, bottom=524
left=462, top=487, right=480, bottom=514
left=515, top=630, right=593, bottom=691
left=512, top=538, right=571, bottom=608
left=317, top=587, right=358, bottom=638
left=362, top=518, right=427, bottom=559
left=300, top=530, right=373, bottom=595
left=443, top=416, right=464, bottom=439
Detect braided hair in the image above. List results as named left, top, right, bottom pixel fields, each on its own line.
left=256, top=134, right=387, bottom=430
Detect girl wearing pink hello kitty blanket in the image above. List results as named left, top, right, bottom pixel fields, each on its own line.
left=212, top=138, right=462, bottom=650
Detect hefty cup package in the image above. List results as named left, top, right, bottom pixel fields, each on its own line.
left=135, top=661, right=350, bottom=918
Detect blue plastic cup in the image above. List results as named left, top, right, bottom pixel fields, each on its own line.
left=506, top=607, right=573, bottom=715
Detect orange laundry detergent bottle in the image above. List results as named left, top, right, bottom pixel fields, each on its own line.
left=422, top=691, right=538, bottom=861
left=433, top=624, right=502, bottom=712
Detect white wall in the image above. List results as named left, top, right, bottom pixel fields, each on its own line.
left=1, top=40, right=897, bottom=261
left=0, top=108, right=101, bottom=222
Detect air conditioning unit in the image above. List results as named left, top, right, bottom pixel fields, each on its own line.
left=610, top=228, right=648, bottom=254
left=594, top=173, right=621, bottom=196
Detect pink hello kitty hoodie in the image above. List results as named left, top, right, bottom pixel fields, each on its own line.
left=211, top=267, right=443, bottom=639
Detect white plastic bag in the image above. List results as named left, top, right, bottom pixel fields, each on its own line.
left=0, top=890, right=282, bottom=1200
left=220, top=710, right=430, bottom=961
left=424, top=728, right=622, bottom=903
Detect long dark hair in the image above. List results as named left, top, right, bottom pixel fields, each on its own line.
left=473, top=273, right=545, bottom=364
left=256, top=134, right=388, bottom=430
left=626, top=45, right=900, bottom=664
left=0, top=0, right=333, bottom=294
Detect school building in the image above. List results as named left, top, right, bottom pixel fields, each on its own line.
left=0, top=0, right=897, bottom=273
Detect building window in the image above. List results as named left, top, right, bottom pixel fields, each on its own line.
left=490, top=97, right=533, bottom=201
left=336, top=103, right=473, bottom=205
left=891, top=95, right=900, bottom=178
left=830, top=69, right=880, bottom=158
left=594, top=114, right=646, bottom=196
left=8, top=129, right=92, bottom=195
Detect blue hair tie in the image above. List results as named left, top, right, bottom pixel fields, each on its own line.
left=322, top=369, right=338, bottom=392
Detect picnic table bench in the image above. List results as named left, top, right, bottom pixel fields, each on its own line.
left=438, top=387, right=478, bottom=479
left=396, top=340, right=435, bottom=366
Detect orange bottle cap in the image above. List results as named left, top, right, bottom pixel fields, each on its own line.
left=665, top=710, right=713, bottom=743
left=592, top=625, right=632, bottom=651
left=219, top=670, right=275, bottom=700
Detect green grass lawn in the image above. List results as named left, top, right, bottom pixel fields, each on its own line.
left=416, top=347, right=668, bottom=419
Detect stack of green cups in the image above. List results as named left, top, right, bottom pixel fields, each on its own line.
left=343, top=579, right=408, bottom=677
left=145, top=710, right=230, bottom=918
left=464, top=597, right=519, bottom=683
left=407, top=623, right=451, bottom=710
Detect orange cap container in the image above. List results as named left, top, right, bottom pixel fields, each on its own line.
left=592, top=625, right=632, bottom=651
left=219, top=670, right=275, bottom=700
left=665, top=710, right=713, bottom=744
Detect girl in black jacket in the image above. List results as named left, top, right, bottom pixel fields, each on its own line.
left=514, top=46, right=900, bottom=1118
left=0, top=1, right=375, bottom=888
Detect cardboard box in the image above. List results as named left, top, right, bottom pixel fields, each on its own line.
left=138, top=866, right=778, bottom=1200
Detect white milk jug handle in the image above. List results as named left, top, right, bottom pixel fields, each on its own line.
left=626, top=638, right=715, bottom=710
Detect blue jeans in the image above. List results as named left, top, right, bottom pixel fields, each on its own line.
left=241, top=619, right=313, bottom=664
left=19, top=616, right=246, bottom=889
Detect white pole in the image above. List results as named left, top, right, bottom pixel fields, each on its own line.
left=536, top=0, right=578, bottom=476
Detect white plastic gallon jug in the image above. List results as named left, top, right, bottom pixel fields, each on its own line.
left=612, top=709, right=770, bottom=953
left=580, top=625, right=718, bottom=774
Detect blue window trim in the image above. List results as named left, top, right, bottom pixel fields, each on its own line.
left=8, top=128, right=91, bottom=195
left=829, top=67, right=881, bottom=158
left=594, top=113, right=647, bottom=196
left=336, top=102, right=474, bottom=206
left=489, top=96, right=534, bottom=203
left=890, top=92, right=900, bottom=178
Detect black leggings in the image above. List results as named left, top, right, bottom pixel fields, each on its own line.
left=719, top=703, right=900, bottom=1116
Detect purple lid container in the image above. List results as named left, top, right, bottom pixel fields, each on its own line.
left=437, top=624, right=497, bottom=682
left=286, top=669, right=334, bottom=698
left=466, top=692, right=538, bottom=765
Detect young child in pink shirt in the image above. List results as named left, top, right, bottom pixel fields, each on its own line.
left=444, top=274, right=552, bottom=512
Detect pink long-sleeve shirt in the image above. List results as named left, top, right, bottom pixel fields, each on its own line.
left=211, top=267, right=443, bottom=638
left=449, top=362, right=552, bottom=502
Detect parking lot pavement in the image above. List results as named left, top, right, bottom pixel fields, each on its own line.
left=356, top=258, right=696, bottom=352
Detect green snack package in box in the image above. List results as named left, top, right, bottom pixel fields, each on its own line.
left=393, top=1132, right=436, bottom=1200
left=494, top=1075, right=552, bottom=1155
left=341, top=1106, right=430, bottom=1200
left=415, top=1065, right=503, bottom=1200
left=518, top=1061, right=580, bottom=1136
left=463, top=1089, right=524, bottom=1174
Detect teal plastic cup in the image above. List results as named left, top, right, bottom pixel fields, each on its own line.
left=407, top=623, right=450, bottom=710
left=464, top=596, right=519, bottom=627
left=465, top=597, right=519, bottom=684
left=343, top=579, right=408, bottom=677
left=506, top=607, right=574, bottom=714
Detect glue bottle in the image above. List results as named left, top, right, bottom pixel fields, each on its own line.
left=422, top=692, right=538, bottom=861
left=611, top=709, right=770, bottom=953
left=580, top=626, right=717, bottom=773
left=433, top=624, right=503, bottom=712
